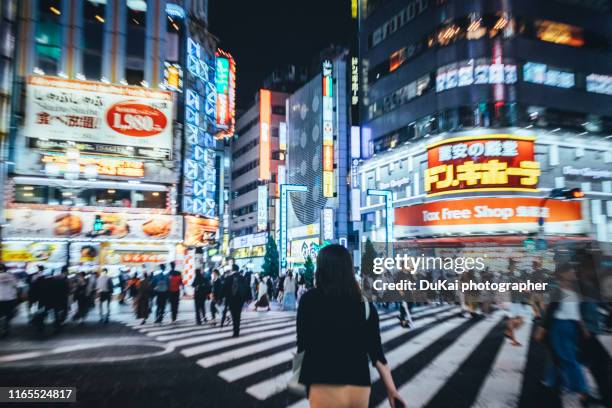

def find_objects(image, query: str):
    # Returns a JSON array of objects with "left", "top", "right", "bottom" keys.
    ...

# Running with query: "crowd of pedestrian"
[{"left": 1, "top": 245, "right": 610, "bottom": 407}]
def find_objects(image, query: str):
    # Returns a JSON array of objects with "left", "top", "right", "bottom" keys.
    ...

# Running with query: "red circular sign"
[{"left": 106, "top": 101, "right": 167, "bottom": 137}]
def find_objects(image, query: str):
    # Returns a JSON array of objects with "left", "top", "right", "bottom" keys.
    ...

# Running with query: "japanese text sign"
[{"left": 424, "top": 134, "right": 540, "bottom": 197}]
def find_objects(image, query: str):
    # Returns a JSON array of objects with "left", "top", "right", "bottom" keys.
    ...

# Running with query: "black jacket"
[{"left": 296, "top": 288, "right": 386, "bottom": 386}]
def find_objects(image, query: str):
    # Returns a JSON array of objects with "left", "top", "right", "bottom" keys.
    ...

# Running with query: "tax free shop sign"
[{"left": 393, "top": 197, "right": 584, "bottom": 237}]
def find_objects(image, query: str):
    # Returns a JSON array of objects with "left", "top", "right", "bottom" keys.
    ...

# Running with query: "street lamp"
[
  {"left": 367, "top": 189, "right": 393, "bottom": 257},
  {"left": 279, "top": 184, "right": 308, "bottom": 275}
]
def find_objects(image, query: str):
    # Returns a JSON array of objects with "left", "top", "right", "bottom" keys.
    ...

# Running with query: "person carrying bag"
[{"left": 291, "top": 245, "right": 406, "bottom": 408}]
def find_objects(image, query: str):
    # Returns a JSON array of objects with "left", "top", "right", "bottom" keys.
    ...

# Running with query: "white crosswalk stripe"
[
  {"left": 121, "top": 304, "right": 611, "bottom": 407},
  {"left": 386, "top": 313, "right": 505, "bottom": 408},
  {"left": 167, "top": 321, "right": 294, "bottom": 348},
  {"left": 245, "top": 308, "right": 463, "bottom": 404},
  {"left": 473, "top": 320, "right": 534, "bottom": 408}
]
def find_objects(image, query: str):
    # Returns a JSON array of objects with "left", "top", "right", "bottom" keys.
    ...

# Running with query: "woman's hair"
[{"left": 315, "top": 244, "right": 361, "bottom": 299}]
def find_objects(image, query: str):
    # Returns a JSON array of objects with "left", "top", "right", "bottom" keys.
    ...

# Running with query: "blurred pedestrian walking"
[
  {"left": 52, "top": 266, "right": 70, "bottom": 330},
  {"left": 192, "top": 269, "right": 211, "bottom": 324},
  {"left": 153, "top": 264, "right": 169, "bottom": 324},
  {"left": 72, "top": 272, "right": 90, "bottom": 324},
  {"left": 254, "top": 276, "right": 270, "bottom": 311},
  {"left": 168, "top": 262, "right": 182, "bottom": 323},
  {"left": 283, "top": 271, "right": 297, "bottom": 311},
  {"left": 135, "top": 273, "right": 153, "bottom": 325},
  {"left": 535, "top": 262, "right": 591, "bottom": 404},
  {"left": 0, "top": 263, "right": 18, "bottom": 338},
  {"left": 221, "top": 264, "right": 250, "bottom": 337},
  {"left": 96, "top": 268, "right": 113, "bottom": 323},
  {"left": 210, "top": 269, "right": 222, "bottom": 325}
]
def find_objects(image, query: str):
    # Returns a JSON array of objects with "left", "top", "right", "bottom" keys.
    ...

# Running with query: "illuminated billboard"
[
  {"left": 24, "top": 76, "right": 173, "bottom": 159},
  {"left": 215, "top": 49, "right": 236, "bottom": 138},
  {"left": 257, "top": 185, "right": 268, "bottom": 231},
  {"left": 259, "top": 89, "right": 272, "bottom": 180},
  {"left": 395, "top": 197, "right": 584, "bottom": 236},
  {"left": 183, "top": 37, "right": 217, "bottom": 218},
  {"left": 424, "top": 134, "right": 540, "bottom": 197},
  {"left": 322, "top": 60, "right": 334, "bottom": 197}
]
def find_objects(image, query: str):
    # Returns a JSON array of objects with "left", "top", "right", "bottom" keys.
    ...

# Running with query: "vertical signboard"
[
  {"left": 215, "top": 49, "right": 236, "bottom": 138},
  {"left": 259, "top": 89, "right": 272, "bottom": 180},
  {"left": 183, "top": 37, "right": 217, "bottom": 218},
  {"left": 257, "top": 185, "right": 268, "bottom": 231},
  {"left": 321, "top": 208, "right": 334, "bottom": 241},
  {"left": 279, "top": 184, "right": 308, "bottom": 273},
  {"left": 277, "top": 164, "right": 286, "bottom": 197},
  {"left": 279, "top": 121, "right": 287, "bottom": 151},
  {"left": 351, "top": 57, "right": 359, "bottom": 106},
  {"left": 322, "top": 60, "right": 334, "bottom": 197}
]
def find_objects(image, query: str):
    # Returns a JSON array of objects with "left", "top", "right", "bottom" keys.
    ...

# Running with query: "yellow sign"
[
  {"left": 424, "top": 134, "right": 540, "bottom": 197},
  {"left": 232, "top": 245, "right": 265, "bottom": 259},
  {"left": 323, "top": 171, "right": 334, "bottom": 197},
  {"left": 351, "top": 0, "right": 358, "bottom": 18},
  {"left": 42, "top": 155, "right": 145, "bottom": 177}
]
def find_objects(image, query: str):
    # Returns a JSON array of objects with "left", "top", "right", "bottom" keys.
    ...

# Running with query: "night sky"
[{"left": 209, "top": 0, "right": 353, "bottom": 110}]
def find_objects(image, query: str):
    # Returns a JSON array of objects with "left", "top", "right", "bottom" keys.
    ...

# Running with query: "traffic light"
[{"left": 549, "top": 188, "right": 584, "bottom": 200}]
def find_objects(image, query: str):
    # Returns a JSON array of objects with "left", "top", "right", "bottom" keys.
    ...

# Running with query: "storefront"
[
  {"left": 2, "top": 208, "right": 183, "bottom": 276},
  {"left": 358, "top": 129, "right": 612, "bottom": 246},
  {"left": 229, "top": 232, "right": 268, "bottom": 271}
]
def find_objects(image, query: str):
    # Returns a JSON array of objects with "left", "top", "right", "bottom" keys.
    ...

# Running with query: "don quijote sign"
[{"left": 424, "top": 134, "right": 540, "bottom": 197}]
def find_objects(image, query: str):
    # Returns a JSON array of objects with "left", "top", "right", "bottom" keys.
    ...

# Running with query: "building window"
[
  {"left": 272, "top": 105, "right": 285, "bottom": 115},
  {"left": 82, "top": 0, "right": 105, "bottom": 80},
  {"left": 125, "top": 0, "right": 147, "bottom": 85},
  {"left": 165, "top": 8, "right": 184, "bottom": 63},
  {"left": 13, "top": 185, "right": 168, "bottom": 209},
  {"left": 35, "top": 0, "right": 62, "bottom": 75}
]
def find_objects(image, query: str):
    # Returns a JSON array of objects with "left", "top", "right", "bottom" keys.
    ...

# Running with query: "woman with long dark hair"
[{"left": 296, "top": 244, "right": 406, "bottom": 407}]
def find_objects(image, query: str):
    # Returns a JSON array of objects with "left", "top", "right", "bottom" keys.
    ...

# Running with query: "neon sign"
[
  {"left": 259, "top": 89, "right": 271, "bottom": 180},
  {"left": 215, "top": 49, "right": 236, "bottom": 138},
  {"left": 424, "top": 135, "right": 540, "bottom": 197},
  {"left": 322, "top": 60, "right": 334, "bottom": 197}
]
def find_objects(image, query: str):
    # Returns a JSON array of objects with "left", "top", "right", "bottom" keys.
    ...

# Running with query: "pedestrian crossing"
[{"left": 124, "top": 305, "right": 612, "bottom": 407}]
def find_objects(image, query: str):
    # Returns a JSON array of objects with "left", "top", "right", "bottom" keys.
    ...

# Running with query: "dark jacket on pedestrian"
[
  {"left": 296, "top": 288, "right": 387, "bottom": 386},
  {"left": 192, "top": 273, "right": 211, "bottom": 298}
]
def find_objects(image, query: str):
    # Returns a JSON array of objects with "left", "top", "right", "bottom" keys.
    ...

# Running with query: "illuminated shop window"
[
  {"left": 13, "top": 185, "right": 167, "bottom": 209},
  {"left": 535, "top": 20, "right": 584, "bottom": 47},
  {"left": 369, "top": 15, "right": 608, "bottom": 85},
  {"left": 370, "top": 104, "right": 612, "bottom": 153},
  {"left": 389, "top": 49, "right": 406, "bottom": 73}
]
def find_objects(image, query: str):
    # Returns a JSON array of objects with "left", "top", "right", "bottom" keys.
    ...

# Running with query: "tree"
[
  {"left": 361, "top": 238, "right": 377, "bottom": 277},
  {"left": 262, "top": 235, "right": 279, "bottom": 278},
  {"left": 303, "top": 255, "right": 314, "bottom": 288}
]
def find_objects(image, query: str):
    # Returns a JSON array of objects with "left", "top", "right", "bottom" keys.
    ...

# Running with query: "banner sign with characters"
[
  {"left": 24, "top": 76, "right": 174, "bottom": 159},
  {"left": 424, "top": 134, "right": 540, "bottom": 197}
]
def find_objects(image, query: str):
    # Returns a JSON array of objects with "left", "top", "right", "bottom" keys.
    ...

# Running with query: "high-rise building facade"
[
  {"left": 3, "top": 0, "right": 233, "bottom": 275},
  {"left": 229, "top": 89, "right": 289, "bottom": 270},
  {"left": 356, "top": 0, "right": 612, "bottom": 250},
  {"left": 281, "top": 48, "right": 358, "bottom": 273},
  {"left": 0, "top": 0, "right": 17, "bottom": 228}
]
